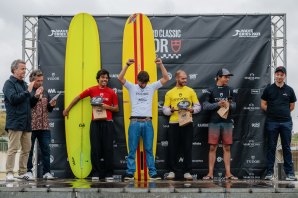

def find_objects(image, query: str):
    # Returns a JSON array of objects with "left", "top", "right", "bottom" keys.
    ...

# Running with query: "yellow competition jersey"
[{"left": 164, "top": 86, "right": 199, "bottom": 123}]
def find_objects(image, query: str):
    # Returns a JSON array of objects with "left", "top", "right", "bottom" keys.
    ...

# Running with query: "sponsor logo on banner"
[
  {"left": 53, "top": 107, "right": 59, "bottom": 111},
  {"left": 251, "top": 89, "right": 261, "bottom": 94},
  {"left": 233, "top": 89, "right": 238, "bottom": 94},
  {"left": 189, "top": 73, "right": 198, "bottom": 80},
  {"left": 178, "top": 157, "right": 184, "bottom": 162},
  {"left": 251, "top": 122, "right": 260, "bottom": 128},
  {"left": 158, "top": 101, "right": 164, "bottom": 108},
  {"left": 243, "top": 103, "right": 260, "bottom": 111},
  {"left": 161, "top": 141, "right": 168, "bottom": 147},
  {"left": 217, "top": 156, "right": 223, "bottom": 163},
  {"left": 244, "top": 73, "right": 261, "bottom": 81},
  {"left": 49, "top": 122, "right": 55, "bottom": 128},
  {"left": 192, "top": 142, "right": 202, "bottom": 146},
  {"left": 110, "top": 74, "right": 119, "bottom": 78},
  {"left": 197, "top": 123, "right": 208, "bottom": 128},
  {"left": 50, "top": 155, "right": 54, "bottom": 163},
  {"left": 112, "top": 88, "right": 122, "bottom": 94},
  {"left": 155, "top": 156, "right": 165, "bottom": 164},
  {"left": 202, "top": 89, "right": 209, "bottom": 94},
  {"left": 163, "top": 124, "right": 169, "bottom": 128},
  {"left": 47, "top": 73, "right": 60, "bottom": 81},
  {"left": 243, "top": 140, "right": 261, "bottom": 148},
  {"left": 243, "top": 168, "right": 261, "bottom": 179},
  {"left": 192, "top": 159, "right": 203, "bottom": 163},
  {"left": 48, "top": 29, "right": 68, "bottom": 38},
  {"left": 232, "top": 29, "right": 261, "bottom": 38},
  {"left": 120, "top": 156, "right": 128, "bottom": 164},
  {"left": 154, "top": 29, "right": 182, "bottom": 59},
  {"left": 167, "top": 72, "right": 173, "bottom": 80},
  {"left": 246, "top": 155, "right": 260, "bottom": 164},
  {"left": 47, "top": 89, "right": 64, "bottom": 94}
]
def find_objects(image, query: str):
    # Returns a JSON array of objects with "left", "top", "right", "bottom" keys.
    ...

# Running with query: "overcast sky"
[{"left": 1, "top": 0, "right": 297, "bottom": 118}]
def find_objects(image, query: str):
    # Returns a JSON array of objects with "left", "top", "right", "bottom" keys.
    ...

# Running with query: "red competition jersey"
[{"left": 79, "top": 86, "right": 118, "bottom": 121}]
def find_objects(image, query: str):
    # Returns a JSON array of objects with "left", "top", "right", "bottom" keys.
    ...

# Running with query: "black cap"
[
  {"left": 275, "top": 66, "right": 286, "bottom": 74},
  {"left": 216, "top": 68, "right": 234, "bottom": 77}
]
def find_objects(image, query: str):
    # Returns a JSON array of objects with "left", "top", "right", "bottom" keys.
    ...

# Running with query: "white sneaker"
[
  {"left": 43, "top": 172, "right": 55, "bottom": 180},
  {"left": 19, "top": 172, "right": 34, "bottom": 181},
  {"left": 92, "top": 176, "right": 99, "bottom": 181},
  {"left": 6, "top": 172, "right": 15, "bottom": 181},
  {"left": 166, "top": 172, "right": 175, "bottom": 180},
  {"left": 184, "top": 173, "right": 193, "bottom": 180}
]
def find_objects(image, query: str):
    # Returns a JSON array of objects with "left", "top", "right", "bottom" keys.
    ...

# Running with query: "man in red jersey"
[{"left": 63, "top": 69, "right": 119, "bottom": 180}]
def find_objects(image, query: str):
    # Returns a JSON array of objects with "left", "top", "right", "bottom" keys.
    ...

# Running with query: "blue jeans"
[
  {"left": 126, "top": 120, "right": 157, "bottom": 176},
  {"left": 265, "top": 121, "right": 294, "bottom": 175},
  {"left": 27, "top": 130, "right": 51, "bottom": 175}
]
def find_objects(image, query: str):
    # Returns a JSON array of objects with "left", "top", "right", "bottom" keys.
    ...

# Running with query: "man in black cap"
[
  {"left": 261, "top": 66, "right": 297, "bottom": 181},
  {"left": 202, "top": 68, "right": 238, "bottom": 180}
]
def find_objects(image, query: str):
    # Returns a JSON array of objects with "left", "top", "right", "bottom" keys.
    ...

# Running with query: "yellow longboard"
[
  {"left": 64, "top": 13, "right": 101, "bottom": 178},
  {"left": 122, "top": 13, "right": 158, "bottom": 181}
]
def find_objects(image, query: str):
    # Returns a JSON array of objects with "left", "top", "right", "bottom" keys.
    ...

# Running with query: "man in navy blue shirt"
[
  {"left": 203, "top": 68, "right": 237, "bottom": 180},
  {"left": 261, "top": 66, "right": 297, "bottom": 181}
]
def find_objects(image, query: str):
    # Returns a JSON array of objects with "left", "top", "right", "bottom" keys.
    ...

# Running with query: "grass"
[
  {"left": 292, "top": 133, "right": 298, "bottom": 143},
  {"left": 0, "top": 111, "right": 6, "bottom": 136}
]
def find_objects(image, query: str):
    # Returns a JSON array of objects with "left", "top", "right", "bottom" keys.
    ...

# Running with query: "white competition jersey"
[{"left": 124, "top": 80, "right": 162, "bottom": 117}]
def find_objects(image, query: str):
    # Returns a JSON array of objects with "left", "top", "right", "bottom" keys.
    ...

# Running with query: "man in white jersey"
[{"left": 118, "top": 58, "right": 169, "bottom": 180}]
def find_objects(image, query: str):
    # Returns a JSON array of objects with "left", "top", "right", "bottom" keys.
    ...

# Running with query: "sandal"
[
  {"left": 202, "top": 175, "right": 213, "bottom": 180},
  {"left": 225, "top": 175, "right": 238, "bottom": 180}
]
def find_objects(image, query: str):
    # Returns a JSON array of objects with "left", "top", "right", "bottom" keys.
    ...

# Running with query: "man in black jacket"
[{"left": 2, "top": 59, "right": 42, "bottom": 181}]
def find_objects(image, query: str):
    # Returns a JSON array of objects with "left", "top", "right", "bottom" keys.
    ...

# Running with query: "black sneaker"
[
  {"left": 150, "top": 174, "right": 161, "bottom": 180},
  {"left": 124, "top": 173, "right": 134, "bottom": 180},
  {"left": 285, "top": 174, "right": 297, "bottom": 181}
]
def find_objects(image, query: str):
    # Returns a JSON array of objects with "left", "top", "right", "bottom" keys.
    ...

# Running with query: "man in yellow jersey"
[{"left": 162, "top": 70, "right": 201, "bottom": 180}]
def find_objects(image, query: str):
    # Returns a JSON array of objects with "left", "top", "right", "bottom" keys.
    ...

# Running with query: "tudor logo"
[
  {"left": 154, "top": 29, "right": 182, "bottom": 59},
  {"left": 246, "top": 155, "right": 260, "bottom": 164},
  {"left": 171, "top": 40, "right": 182, "bottom": 53},
  {"left": 179, "top": 157, "right": 184, "bottom": 162}
]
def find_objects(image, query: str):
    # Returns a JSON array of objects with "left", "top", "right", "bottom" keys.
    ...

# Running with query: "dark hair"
[
  {"left": 96, "top": 69, "right": 110, "bottom": 82},
  {"left": 137, "top": 71, "right": 149, "bottom": 83},
  {"left": 29, "top": 69, "right": 43, "bottom": 82}
]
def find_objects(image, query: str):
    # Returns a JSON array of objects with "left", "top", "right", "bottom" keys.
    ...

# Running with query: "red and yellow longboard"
[{"left": 122, "top": 13, "right": 158, "bottom": 181}]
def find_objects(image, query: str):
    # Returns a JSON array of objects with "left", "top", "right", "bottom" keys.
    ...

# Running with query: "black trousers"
[
  {"left": 90, "top": 120, "right": 114, "bottom": 177},
  {"left": 167, "top": 123, "right": 193, "bottom": 173}
]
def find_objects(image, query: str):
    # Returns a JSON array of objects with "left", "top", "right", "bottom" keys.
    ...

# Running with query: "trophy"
[
  {"left": 91, "top": 96, "right": 107, "bottom": 120},
  {"left": 177, "top": 100, "right": 193, "bottom": 126}
]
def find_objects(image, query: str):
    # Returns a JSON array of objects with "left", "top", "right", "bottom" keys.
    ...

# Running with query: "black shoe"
[
  {"left": 150, "top": 174, "right": 161, "bottom": 180},
  {"left": 124, "top": 173, "right": 134, "bottom": 180}
]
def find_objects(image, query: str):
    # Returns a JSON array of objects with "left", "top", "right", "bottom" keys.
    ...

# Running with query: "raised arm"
[
  {"left": 155, "top": 58, "right": 169, "bottom": 85},
  {"left": 118, "top": 59, "right": 134, "bottom": 85}
]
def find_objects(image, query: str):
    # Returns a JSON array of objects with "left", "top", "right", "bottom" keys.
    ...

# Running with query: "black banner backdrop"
[{"left": 37, "top": 15, "right": 271, "bottom": 179}]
